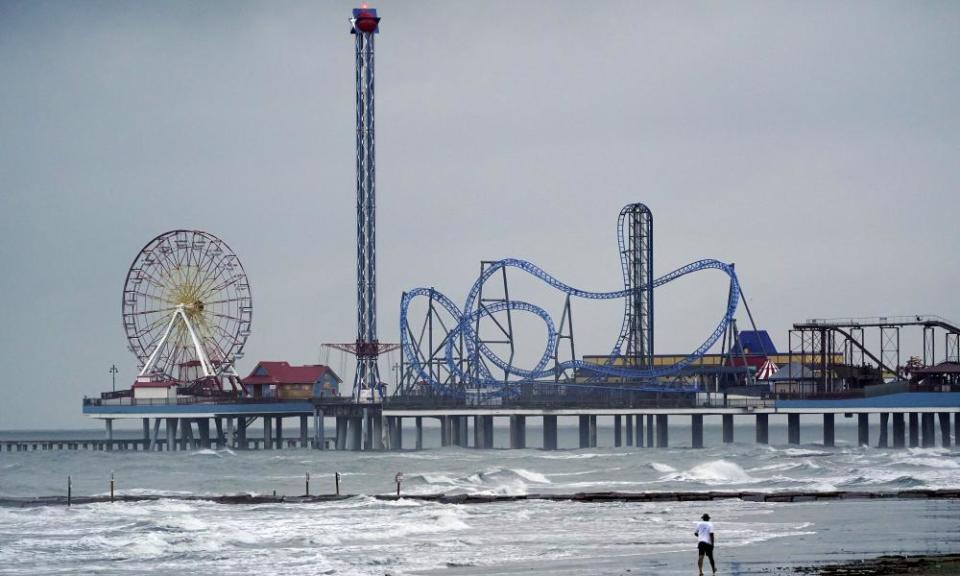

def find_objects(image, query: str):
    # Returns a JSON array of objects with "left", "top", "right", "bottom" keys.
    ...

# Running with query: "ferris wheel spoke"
[
  {"left": 200, "top": 274, "right": 246, "bottom": 299},
  {"left": 128, "top": 306, "right": 179, "bottom": 316}
]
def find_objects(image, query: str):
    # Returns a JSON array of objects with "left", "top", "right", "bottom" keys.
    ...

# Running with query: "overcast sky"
[{"left": 1, "top": 1, "right": 958, "bottom": 429}]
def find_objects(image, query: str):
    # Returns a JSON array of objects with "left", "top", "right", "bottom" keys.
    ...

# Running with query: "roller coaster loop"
[{"left": 399, "top": 207, "right": 742, "bottom": 397}]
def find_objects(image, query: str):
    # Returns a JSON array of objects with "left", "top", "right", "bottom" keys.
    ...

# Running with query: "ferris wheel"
[{"left": 122, "top": 230, "right": 252, "bottom": 389}]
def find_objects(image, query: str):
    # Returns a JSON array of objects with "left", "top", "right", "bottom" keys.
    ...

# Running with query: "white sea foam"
[
  {"left": 648, "top": 462, "right": 677, "bottom": 473},
  {"left": 669, "top": 460, "right": 755, "bottom": 484}
]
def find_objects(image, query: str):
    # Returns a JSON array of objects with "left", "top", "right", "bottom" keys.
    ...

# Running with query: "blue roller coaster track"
[{"left": 399, "top": 204, "right": 742, "bottom": 397}]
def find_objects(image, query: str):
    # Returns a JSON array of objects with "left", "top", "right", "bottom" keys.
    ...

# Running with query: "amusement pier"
[{"left": 21, "top": 6, "right": 955, "bottom": 455}]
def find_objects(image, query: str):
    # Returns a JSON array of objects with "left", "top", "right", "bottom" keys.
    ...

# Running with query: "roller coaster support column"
[
  {"left": 823, "top": 414, "right": 835, "bottom": 447},
  {"left": 788, "top": 414, "right": 800, "bottom": 445},
  {"left": 509, "top": 416, "right": 526, "bottom": 449},
  {"left": 656, "top": 415, "right": 669, "bottom": 448},
  {"left": 543, "top": 415, "right": 558, "bottom": 450},
  {"left": 691, "top": 415, "right": 704, "bottom": 449},
  {"left": 909, "top": 413, "right": 920, "bottom": 447},
  {"left": 722, "top": 415, "right": 734, "bottom": 444},
  {"left": 921, "top": 414, "right": 936, "bottom": 448},
  {"left": 892, "top": 413, "right": 906, "bottom": 448},
  {"left": 756, "top": 414, "right": 769, "bottom": 444},
  {"left": 878, "top": 413, "right": 889, "bottom": 448},
  {"left": 614, "top": 416, "right": 622, "bottom": 447},
  {"left": 858, "top": 414, "right": 869, "bottom": 447}
]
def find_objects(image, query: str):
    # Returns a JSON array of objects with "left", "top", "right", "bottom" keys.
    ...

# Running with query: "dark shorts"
[{"left": 698, "top": 542, "right": 714, "bottom": 555}]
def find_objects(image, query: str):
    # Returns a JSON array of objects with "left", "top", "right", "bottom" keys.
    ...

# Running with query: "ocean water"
[{"left": 1, "top": 420, "right": 959, "bottom": 575}]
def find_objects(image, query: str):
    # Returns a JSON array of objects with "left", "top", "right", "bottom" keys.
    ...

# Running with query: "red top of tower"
[{"left": 351, "top": 7, "right": 380, "bottom": 34}]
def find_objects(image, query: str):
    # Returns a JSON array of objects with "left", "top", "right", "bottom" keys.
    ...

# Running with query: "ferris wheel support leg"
[
  {"left": 179, "top": 310, "right": 215, "bottom": 378},
  {"left": 139, "top": 312, "right": 180, "bottom": 377}
]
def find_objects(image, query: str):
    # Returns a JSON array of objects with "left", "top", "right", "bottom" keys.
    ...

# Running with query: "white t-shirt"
[{"left": 695, "top": 521, "right": 714, "bottom": 544}]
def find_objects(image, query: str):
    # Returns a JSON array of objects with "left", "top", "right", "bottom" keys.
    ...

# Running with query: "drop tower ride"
[{"left": 351, "top": 7, "right": 382, "bottom": 403}]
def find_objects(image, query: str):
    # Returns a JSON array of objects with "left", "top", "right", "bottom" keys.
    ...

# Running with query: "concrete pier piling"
[
  {"left": 542, "top": 415, "right": 558, "bottom": 450},
  {"left": 509, "top": 415, "right": 526, "bottom": 449},
  {"left": 909, "top": 413, "right": 920, "bottom": 448},
  {"left": 788, "top": 414, "right": 800, "bottom": 445},
  {"left": 756, "top": 414, "right": 769, "bottom": 444},
  {"left": 415, "top": 417, "right": 423, "bottom": 450},
  {"left": 823, "top": 413, "right": 835, "bottom": 447},
  {"left": 313, "top": 409, "right": 325, "bottom": 450},
  {"left": 636, "top": 414, "right": 644, "bottom": 447},
  {"left": 655, "top": 414, "right": 668, "bottom": 448},
  {"left": 858, "top": 414, "right": 869, "bottom": 447},
  {"left": 939, "top": 413, "right": 951, "bottom": 448},
  {"left": 614, "top": 415, "right": 622, "bottom": 447},
  {"left": 893, "top": 413, "right": 906, "bottom": 448},
  {"left": 921, "top": 413, "right": 936, "bottom": 448},
  {"left": 691, "top": 414, "right": 704, "bottom": 449},
  {"left": 879, "top": 413, "right": 889, "bottom": 448},
  {"left": 578, "top": 415, "right": 590, "bottom": 448},
  {"left": 646, "top": 415, "right": 654, "bottom": 448},
  {"left": 722, "top": 414, "right": 734, "bottom": 444},
  {"left": 263, "top": 416, "right": 273, "bottom": 450},
  {"left": 625, "top": 414, "right": 634, "bottom": 446}
]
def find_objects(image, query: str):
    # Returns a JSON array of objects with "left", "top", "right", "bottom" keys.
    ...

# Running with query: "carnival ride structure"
[
  {"left": 398, "top": 203, "right": 752, "bottom": 399},
  {"left": 122, "top": 230, "right": 253, "bottom": 395}
]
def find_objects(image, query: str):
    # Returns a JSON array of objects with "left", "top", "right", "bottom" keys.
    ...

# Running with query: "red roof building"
[{"left": 242, "top": 361, "right": 342, "bottom": 400}]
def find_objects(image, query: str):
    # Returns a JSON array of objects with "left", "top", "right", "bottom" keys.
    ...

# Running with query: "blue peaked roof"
[{"left": 733, "top": 330, "right": 778, "bottom": 355}]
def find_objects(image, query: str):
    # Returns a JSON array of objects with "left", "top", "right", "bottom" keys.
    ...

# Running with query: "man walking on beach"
[{"left": 695, "top": 513, "right": 716, "bottom": 575}]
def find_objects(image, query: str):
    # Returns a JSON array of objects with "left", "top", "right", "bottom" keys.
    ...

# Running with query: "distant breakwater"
[{"left": 2, "top": 488, "right": 959, "bottom": 508}]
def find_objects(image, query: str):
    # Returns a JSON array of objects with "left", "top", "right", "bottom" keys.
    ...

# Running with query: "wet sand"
[{"left": 795, "top": 554, "right": 960, "bottom": 575}]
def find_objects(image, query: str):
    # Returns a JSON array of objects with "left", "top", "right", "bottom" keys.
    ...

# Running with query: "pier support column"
[
  {"left": 348, "top": 417, "right": 363, "bottom": 451},
  {"left": 473, "top": 416, "right": 484, "bottom": 449},
  {"left": 458, "top": 417, "right": 469, "bottom": 448},
  {"left": 909, "top": 413, "right": 920, "bottom": 448},
  {"left": 636, "top": 414, "right": 644, "bottom": 447},
  {"left": 483, "top": 416, "right": 494, "bottom": 448},
  {"left": 756, "top": 414, "right": 769, "bottom": 444},
  {"left": 691, "top": 414, "right": 704, "bottom": 449},
  {"left": 335, "top": 417, "right": 347, "bottom": 450},
  {"left": 858, "top": 414, "right": 869, "bottom": 447},
  {"left": 313, "top": 409, "right": 325, "bottom": 450},
  {"left": 589, "top": 415, "right": 598, "bottom": 448},
  {"left": 440, "top": 416, "right": 451, "bottom": 447},
  {"left": 150, "top": 418, "right": 161, "bottom": 451},
  {"left": 722, "top": 414, "right": 734, "bottom": 444},
  {"left": 237, "top": 417, "right": 247, "bottom": 450},
  {"left": 788, "top": 414, "right": 801, "bottom": 445},
  {"left": 878, "top": 413, "right": 889, "bottom": 448},
  {"left": 509, "top": 415, "right": 526, "bottom": 449},
  {"left": 955, "top": 414, "right": 960, "bottom": 450},
  {"left": 892, "top": 413, "right": 906, "bottom": 448},
  {"left": 165, "top": 417, "right": 177, "bottom": 451},
  {"left": 298, "top": 415, "right": 308, "bottom": 448},
  {"left": 214, "top": 418, "right": 225, "bottom": 449},
  {"left": 198, "top": 419, "right": 211, "bottom": 449},
  {"left": 362, "top": 409, "right": 372, "bottom": 451},
  {"left": 275, "top": 416, "right": 284, "bottom": 449},
  {"left": 921, "top": 413, "right": 936, "bottom": 448},
  {"left": 939, "top": 413, "right": 951, "bottom": 448},
  {"left": 655, "top": 415, "right": 668, "bottom": 448},
  {"left": 105, "top": 419, "right": 114, "bottom": 444},
  {"left": 646, "top": 415, "right": 654, "bottom": 448},
  {"left": 543, "top": 415, "right": 558, "bottom": 450},
  {"left": 181, "top": 419, "right": 194, "bottom": 450},
  {"left": 614, "top": 416, "right": 623, "bottom": 447},
  {"left": 393, "top": 417, "right": 403, "bottom": 450},
  {"left": 415, "top": 417, "right": 423, "bottom": 450},
  {"left": 374, "top": 414, "right": 385, "bottom": 450},
  {"left": 626, "top": 415, "right": 634, "bottom": 446},
  {"left": 142, "top": 418, "right": 150, "bottom": 447},
  {"left": 823, "top": 413, "right": 835, "bottom": 447},
  {"left": 579, "top": 415, "right": 590, "bottom": 448},
  {"left": 263, "top": 416, "right": 273, "bottom": 450}
]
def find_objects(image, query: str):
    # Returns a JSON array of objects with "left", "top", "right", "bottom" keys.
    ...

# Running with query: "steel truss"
[{"left": 398, "top": 203, "right": 743, "bottom": 399}]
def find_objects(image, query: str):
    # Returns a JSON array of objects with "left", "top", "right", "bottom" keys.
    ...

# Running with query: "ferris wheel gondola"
[{"left": 122, "top": 230, "right": 252, "bottom": 393}]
